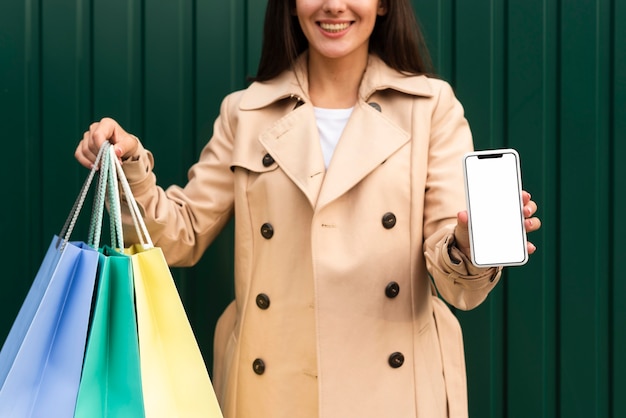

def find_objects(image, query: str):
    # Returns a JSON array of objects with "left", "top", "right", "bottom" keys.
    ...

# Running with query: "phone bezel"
[{"left": 462, "top": 148, "right": 528, "bottom": 267}]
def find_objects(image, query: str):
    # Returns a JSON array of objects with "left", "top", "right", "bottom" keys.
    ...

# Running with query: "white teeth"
[{"left": 320, "top": 22, "right": 350, "bottom": 32}]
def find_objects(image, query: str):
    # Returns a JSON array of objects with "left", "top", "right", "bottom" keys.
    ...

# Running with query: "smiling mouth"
[{"left": 319, "top": 22, "right": 351, "bottom": 33}]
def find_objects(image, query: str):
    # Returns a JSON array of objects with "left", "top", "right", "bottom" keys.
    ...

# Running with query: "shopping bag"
[
  {"left": 0, "top": 145, "right": 110, "bottom": 417},
  {"left": 0, "top": 239, "right": 99, "bottom": 418},
  {"left": 113, "top": 155, "right": 223, "bottom": 417},
  {"left": 127, "top": 245, "right": 222, "bottom": 417},
  {"left": 74, "top": 145, "right": 145, "bottom": 417},
  {"left": 73, "top": 247, "right": 144, "bottom": 417}
]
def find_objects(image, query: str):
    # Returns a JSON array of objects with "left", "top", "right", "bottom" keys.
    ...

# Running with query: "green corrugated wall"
[{"left": 0, "top": 0, "right": 624, "bottom": 416}]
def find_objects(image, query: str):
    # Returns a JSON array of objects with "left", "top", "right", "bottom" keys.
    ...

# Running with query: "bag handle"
[
  {"left": 57, "top": 142, "right": 110, "bottom": 251},
  {"left": 87, "top": 143, "right": 110, "bottom": 248},
  {"left": 113, "top": 153, "right": 154, "bottom": 249},
  {"left": 106, "top": 145, "right": 124, "bottom": 249},
  {"left": 84, "top": 143, "right": 124, "bottom": 250},
  {"left": 60, "top": 141, "right": 145, "bottom": 252}
]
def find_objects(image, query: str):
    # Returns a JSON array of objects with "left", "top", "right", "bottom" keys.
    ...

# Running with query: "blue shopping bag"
[
  {"left": 0, "top": 238, "right": 99, "bottom": 417},
  {"left": 0, "top": 144, "right": 109, "bottom": 418}
]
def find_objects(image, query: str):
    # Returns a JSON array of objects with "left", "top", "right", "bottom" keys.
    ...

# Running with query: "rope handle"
[
  {"left": 85, "top": 143, "right": 124, "bottom": 250},
  {"left": 57, "top": 142, "right": 110, "bottom": 251},
  {"left": 107, "top": 145, "right": 124, "bottom": 249},
  {"left": 87, "top": 142, "right": 111, "bottom": 248},
  {"left": 113, "top": 154, "right": 154, "bottom": 249},
  {"left": 59, "top": 140, "right": 153, "bottom": 252}
]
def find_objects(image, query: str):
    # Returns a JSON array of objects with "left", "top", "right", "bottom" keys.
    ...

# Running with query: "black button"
[
  {"left": 256, "top": 293, "right": 270, "bottom": 310},
  {"left": 260, "top": 223, "right": 274, "bottom": 239},
  {"left": 385, "top": 282, "right": 400, "bottom": 298},
  {"left": 382, "top": 213, "right": 396, "bottom": 229},
  {"left": 369, "top": 102, "right": 382, "bottom": 112},
  {"left": 388, "top": 352, "right": 404, "bottom": 368},
  {"left": 262, "top": 153, "right": 275, "bottom": 167},
  {"left": 253, "top": 358, "right": 266, "bottom": 375}
]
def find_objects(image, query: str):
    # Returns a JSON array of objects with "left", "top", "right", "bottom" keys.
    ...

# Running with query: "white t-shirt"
[{"left": 313, "top": 106, "right": 354, "bottom": 168}]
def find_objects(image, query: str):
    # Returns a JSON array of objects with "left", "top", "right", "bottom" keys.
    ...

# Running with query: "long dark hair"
[{"left": 251, "top": 0, "right": 434, "bottom": 82}]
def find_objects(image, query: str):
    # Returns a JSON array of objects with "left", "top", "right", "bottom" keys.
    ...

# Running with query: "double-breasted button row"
[
  {"left": 253, "top": 354, "right": 403, "bottom": 375},
  {"left": 253, "top": 292, "right": 270, "bottom": 374},
  {"left": 253, "top": 354, "right": 404, "bottom": 375}
]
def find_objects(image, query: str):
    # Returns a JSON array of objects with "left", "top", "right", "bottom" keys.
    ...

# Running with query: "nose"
[{"left": 322, "top": 0, "right": 346, "bottom": 14}]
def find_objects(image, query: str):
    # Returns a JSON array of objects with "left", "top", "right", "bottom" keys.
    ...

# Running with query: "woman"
[{"left": 76, "top": 0, "right": 541, "bottom": 416}]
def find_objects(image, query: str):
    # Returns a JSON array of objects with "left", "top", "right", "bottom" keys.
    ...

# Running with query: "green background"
[{"left": 1, "top": 1, "right": 624, "bottom": 416}]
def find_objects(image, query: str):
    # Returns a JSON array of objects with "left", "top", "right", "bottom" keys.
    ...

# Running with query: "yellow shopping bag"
[
  {"left": 113, "top": 154, "right": 223, "bottom": 418},
  {"left": 127, "top": 244, "right": 223, "bottom": 418}
]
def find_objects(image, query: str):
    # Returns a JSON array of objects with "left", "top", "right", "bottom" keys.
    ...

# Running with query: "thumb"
[
  {"left": 113, "top": 134, "right": 139, "bottom": 160},
  {"left": 91, "top": 118, "right": 138, "bottom": 159},
  {"left": 454, "top": 210, "right": 471, "bottom": 255}
]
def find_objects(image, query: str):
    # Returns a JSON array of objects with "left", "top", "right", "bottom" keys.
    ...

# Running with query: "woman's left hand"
[{"left": 454, "top": 190, "right": 541, "bottom": 260}]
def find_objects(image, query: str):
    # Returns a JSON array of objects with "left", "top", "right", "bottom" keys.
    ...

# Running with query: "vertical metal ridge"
[
  {"left": 25, "top": 0, "right": 45, "bottom": 262},
  {"left": 449, "top": 0, "right": 456, "bottom": 84},
  {"left": 610, "top": 1, "right": 626, "bottom": 416},
  {"left": 490, "top": 1, "right": 507, "bottom": 416},
  {"left": 548, "top": 0, "right": 563, "bottom": 416},
  {"left": 540, "top": 0, "right": 560, "bottom": 415},
  {"left": 593, "top": 1, "right": 612, "bottom": 417},
  {"left": 607, "top": 0, "right": 616, "bottom": 415}
]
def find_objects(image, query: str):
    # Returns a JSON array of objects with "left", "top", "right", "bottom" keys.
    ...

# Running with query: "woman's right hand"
[{"left": 75, "top": 117, "right": 139, "bottom": 168}]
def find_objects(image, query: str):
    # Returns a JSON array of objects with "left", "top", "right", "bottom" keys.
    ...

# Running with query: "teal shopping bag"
[
  {"left": 74, "top": 143, "right": 144, "bottom": 417},
  {"left": 73, "top": 246, "right": 144, "bottom": 417}
]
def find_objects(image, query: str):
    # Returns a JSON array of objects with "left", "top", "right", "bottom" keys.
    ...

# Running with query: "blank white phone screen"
[{"left": 464, "top": 150, "right": 527, "bottom": 267}]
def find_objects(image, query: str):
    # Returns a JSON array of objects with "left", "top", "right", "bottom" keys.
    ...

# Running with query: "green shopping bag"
[
  {"left": 74, "top": 143, "right": 144, "bottom": 417},
  {"left": 74, "top": 247, "right": 144, "bottom": 417}
]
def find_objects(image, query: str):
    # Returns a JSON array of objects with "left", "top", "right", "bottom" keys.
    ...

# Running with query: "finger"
[
  {"left": 527, "top": 241, "right": 537, "bottom": 254},
  {"left": 113, "top": 134, "right": 139, "bottom": 160},
  {"left": 74, "top": 144, "right": 95, "bottom": 169},
  {"left": 522, "top": 190, "right": 531, "bottom": 205},
  {"left": 86, "top": 117, "right": 139, "bottom": 160},
  {"left": 525, "top": 216, "right": 542, "bottom": 233},
  {"left": 74, "top": 131, "right": 99, "bottom": 169},
  {"left": 524, "top": 200, "right": 538, "bottom": 218},
  {"left": 453, "top": 211, "right": 472, "bottom": 258},
  {"left": 457, "top": 210, "right": 469, "bottom": 225},
  {"left": 88, "top": 118, "right": 118, "bottom": 154}
]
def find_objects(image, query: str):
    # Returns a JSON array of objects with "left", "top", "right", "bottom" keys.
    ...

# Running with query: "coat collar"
[
  {"left": 239, "top": 52, "right": 434, "bottom": 110},
  {"left": 243, "top": 52, "right": 433, "bottom": 210}
]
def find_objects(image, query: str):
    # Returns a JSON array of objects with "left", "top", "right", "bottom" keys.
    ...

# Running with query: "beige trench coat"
[{"left": 121, "top": 54, "right": 502, "bottom": 418}]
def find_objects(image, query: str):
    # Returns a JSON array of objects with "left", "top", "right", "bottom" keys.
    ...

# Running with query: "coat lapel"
[
  {"left": 316, "top": 102, "right": 410, "bottom": 210},
  {"left": 258, "top": 104, "right": 326, "bottom": 208},
  {"left": 245, "top": 53, "right": 431, "bottom": 211}
]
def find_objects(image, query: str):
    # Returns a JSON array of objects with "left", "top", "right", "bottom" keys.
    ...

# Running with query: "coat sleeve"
[
  {"left": 421, "top": 80, "right": 501, "bottom": 311},
  {"left": 117, "top": 92, "right": 240, "bottom": 266}
]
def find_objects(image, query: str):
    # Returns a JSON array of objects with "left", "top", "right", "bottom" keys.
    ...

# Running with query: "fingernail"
[{"left": 115, "top": 146, "right": 123, "bottom": 157}]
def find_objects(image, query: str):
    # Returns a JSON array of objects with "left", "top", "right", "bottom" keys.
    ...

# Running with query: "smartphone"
[{"left": 463, "top": 149, "right": 528, "bottom": 267}]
